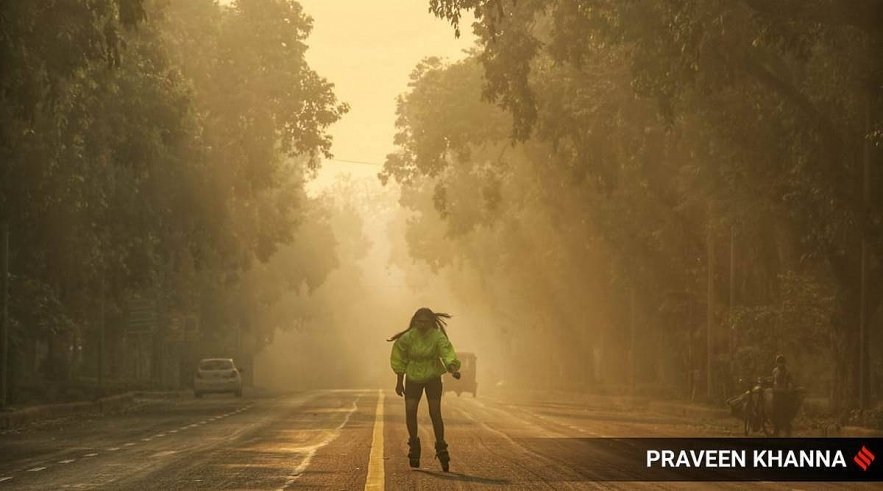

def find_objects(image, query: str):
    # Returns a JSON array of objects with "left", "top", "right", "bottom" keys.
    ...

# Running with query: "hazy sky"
[
  {"left": 295, "top": 0, "right": 476, "bottom": 192},
  {"left": 250, "top": 3, "right": 481, "bottom": 387},
  {"left": 285, "top": 2, "right": 477, "bottom": 318}
]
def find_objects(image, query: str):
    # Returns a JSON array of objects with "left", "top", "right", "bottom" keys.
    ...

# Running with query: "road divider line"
[
  {"left": 364, "top": 390, "right": 385, "bottom": 491},
  {"left": 26, "top": 467, "right": 46, "bottom": 472},
  {"left": 280, "top": 394, "right": 363, "bottom": 490},
  {"left": 83, "top": 453, "right": 98, "bottom": 457},
  {"left": 58, "top": 459, "right": 75, "bottom": 464},
  {"left": 0, "top": 476, "right": 12, "bottom": 482}
]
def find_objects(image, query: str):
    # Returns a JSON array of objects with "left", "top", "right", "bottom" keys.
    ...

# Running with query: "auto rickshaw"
[{"left": 446, "top": 352, "right": 477, "bottom": 397}]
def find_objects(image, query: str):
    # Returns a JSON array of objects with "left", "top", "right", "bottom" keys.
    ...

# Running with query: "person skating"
[{"left": 388, "top": 307, "right": 461, "bottom": 471}]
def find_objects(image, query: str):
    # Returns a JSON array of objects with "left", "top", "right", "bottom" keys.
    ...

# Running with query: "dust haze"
[{"left": 1, "top": 0, "right": 881, "bottom": 419}]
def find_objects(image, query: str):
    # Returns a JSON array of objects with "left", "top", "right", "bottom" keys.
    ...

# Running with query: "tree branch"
[
  {"left": 742, "top": 54, "right": 841, "bottom": 149},
  {"left": 742, "top": 0, "right": 883, "bottom": 34}
]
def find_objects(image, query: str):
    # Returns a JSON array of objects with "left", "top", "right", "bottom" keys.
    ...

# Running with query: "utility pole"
[
  {"left": 630, "top": 286, "right": 636, "bottom": 394},
  {"left": 1, "top": 222, "right": 8, "bottom": 409},
  {"left": 688, "top": 295, "right": 695, "bottom": 402},
  {"left": 729, "top": 225, "right": 736, "bottom": 394},
  {"left": 859, "top": 91, "right": 871, "bottom": 410},
  {"left": 98, "top": 275, "right": 106, "bottom": 390}
]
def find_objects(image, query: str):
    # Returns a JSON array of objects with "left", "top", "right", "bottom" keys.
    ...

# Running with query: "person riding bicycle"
[{"left": 772, "top": 354, "right": 792, "bottom": 389}]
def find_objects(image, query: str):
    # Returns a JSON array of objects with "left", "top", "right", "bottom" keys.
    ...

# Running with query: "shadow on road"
[{"left": 414, "top": 469, "right": 510, "bottom": 484}]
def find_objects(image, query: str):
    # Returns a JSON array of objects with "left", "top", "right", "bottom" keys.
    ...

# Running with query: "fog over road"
[{"left": 0, "top": 391, "right": 873, "bottom": 490}]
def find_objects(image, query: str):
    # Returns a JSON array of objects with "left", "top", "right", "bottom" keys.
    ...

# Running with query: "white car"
[{"left": 194, "top": 358, "right": 243, "bottom": 398}]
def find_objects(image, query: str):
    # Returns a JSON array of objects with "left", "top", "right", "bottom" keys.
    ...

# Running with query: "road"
[{"left": 0, "top": 389, "right": 875, "bottom": 489}]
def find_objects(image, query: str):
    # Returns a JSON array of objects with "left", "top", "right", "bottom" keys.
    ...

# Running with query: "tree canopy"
[
  {"left": 380, "top": 0, "right": 881, "bottom": 406},
  {"left": 0, "top": 0, "right": 348, "bottom": 391}
]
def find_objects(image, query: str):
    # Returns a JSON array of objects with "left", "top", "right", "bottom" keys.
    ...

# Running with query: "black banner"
[{"left": 514, "top": 438, "right": 883, "bottom": 481}]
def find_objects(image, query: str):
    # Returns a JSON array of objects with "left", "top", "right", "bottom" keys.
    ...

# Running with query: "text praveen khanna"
[{"left": 646, "top": 450, "right": 847, "bottom": 468}]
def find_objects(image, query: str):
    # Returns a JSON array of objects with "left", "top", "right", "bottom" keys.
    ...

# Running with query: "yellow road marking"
[{"left": 364, "top": 390, "right": 385, "bottom": 491}]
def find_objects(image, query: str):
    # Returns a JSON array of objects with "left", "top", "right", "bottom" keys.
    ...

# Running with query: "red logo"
[{"left": 854, "top": 446, "right": 875, "bottom": 471}]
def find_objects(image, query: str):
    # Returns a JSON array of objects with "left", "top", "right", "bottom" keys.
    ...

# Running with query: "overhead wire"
[{"left": 324, "top": 157, "right": 385, "bottom": 166}]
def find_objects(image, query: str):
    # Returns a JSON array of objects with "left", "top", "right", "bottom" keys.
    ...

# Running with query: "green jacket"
[{"left": 390, "top": 328, "right": 460, "bottom": 383}]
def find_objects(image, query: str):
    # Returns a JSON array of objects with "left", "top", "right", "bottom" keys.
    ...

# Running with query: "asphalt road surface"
[{"left": 0, "top": 390, "right": 875, "bottom": 490}]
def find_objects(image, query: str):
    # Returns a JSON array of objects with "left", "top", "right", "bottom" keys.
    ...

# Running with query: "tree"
[
  {"left": 379, "top": 1, "right": 882, "bottom": 406},
  {"left": 0, "top": 0, "right": 350, "bottom": 393}
]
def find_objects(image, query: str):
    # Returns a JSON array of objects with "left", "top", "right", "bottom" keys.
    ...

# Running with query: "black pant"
[
  {"left": 404, "top": 376, "right": 443, "bottom": 399},
  {"left": 404, "top": 376, "right": 445, "bottom": 443}
]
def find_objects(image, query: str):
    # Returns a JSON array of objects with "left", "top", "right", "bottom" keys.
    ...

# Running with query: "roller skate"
[
  {"left": 435, "top": 440, "right": 450, "bottom": 472},
  {"left": 407, "top": 437, "right": 421, "bottom": 468}
]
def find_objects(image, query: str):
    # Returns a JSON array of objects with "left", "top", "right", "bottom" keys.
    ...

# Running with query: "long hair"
[{"left": 387, "top": 307, "right": 452, "bottom": 341}]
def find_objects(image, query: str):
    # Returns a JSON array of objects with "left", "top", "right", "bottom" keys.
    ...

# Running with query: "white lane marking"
[
  {"left": 279, "top": 395, "right": 363, "bottom": 490},
  {"left": 83, "top": 453, "right": 98, "bottom": 457},
  {"left": 0, "top": 477, "right": 12, "bottom": 482},
  {"left": 58, "top": 459, "right": 75, "bottom": 464},
  {"left": 151, "top": 450, "right": 177, "bottom": 458},
  {"left": 453, "top": 402, "right": 535, "bottom": 448},
  {"left": 108, "top": 447, "right": 120, "bottom": 452},
  {"left": 124, "top": 443, "right": 135, "bottom": 447},
  {"left": 364, "top": 390, "right": 385, "bottom": 491},
  {"left": 170, "top": 430, "right": 178, "bottom": 434},
  {"left": 468, "top": 397, "right": 590, "bottom": 438},
  {"left": 141, "top": 438, "right": 152, "bottom": 442},
  {"left": 27, "top": 467, "right": 47, "bottom": 472},
  {"left": 156, "top": 434, "right": 166, "bottom": 438}
]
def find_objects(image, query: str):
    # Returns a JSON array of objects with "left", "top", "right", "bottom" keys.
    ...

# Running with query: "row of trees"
[
  {"left": 383, "top": 1, "right": 882, "bottom": 410},
  {"left": 0, "top": 0, "right": 347, "bottom": 402}
]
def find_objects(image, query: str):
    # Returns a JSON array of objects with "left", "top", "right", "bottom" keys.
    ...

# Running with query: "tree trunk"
[
  {"left": 707, "top": 223, "right": 716, "bottom": 402},
  {"left": 831, "top": 294, "right": 861, "bottom": 411}
]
